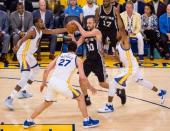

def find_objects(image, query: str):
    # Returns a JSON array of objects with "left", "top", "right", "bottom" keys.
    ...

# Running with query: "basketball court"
[{"left": 0, "top": 54, "right": 170, "bottom": 131}]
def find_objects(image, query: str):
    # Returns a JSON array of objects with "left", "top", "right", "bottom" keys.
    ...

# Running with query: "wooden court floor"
[{"left": 0, "top": 68, "right": 170, "bottom": 131}]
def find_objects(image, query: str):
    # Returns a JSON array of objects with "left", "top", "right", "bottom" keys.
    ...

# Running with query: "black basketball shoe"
[
  {"left": 85, "top": 95, "right": 91, "bottom": 106},
  {"left": 116, "top": 88, "right": 126, "bottom": 105}
]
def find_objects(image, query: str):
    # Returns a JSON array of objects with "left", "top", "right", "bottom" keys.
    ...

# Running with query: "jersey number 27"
[{"left": 58, "top": 59, "right": 71, "bottom": 67}]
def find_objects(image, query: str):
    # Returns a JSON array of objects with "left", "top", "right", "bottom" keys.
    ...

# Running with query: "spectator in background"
[
  {"left": 83, "top": 0, "right": 98, "bottom": 17},
  {"left": 33, "top": 0, "right": 57, "bottom": 60},
  {"left": 141, "top": 4, "right": 161, "bottom": 60},
  {"left": 65, "top": 0, "right": 83, "bottom": 23},
  {"left": 132, "top": 0, "right": 145, "bottom": 15},
  {"left": 10, "top": 2, "right": 33, "bottom": 61},
  {"left": 0, "top": 10, "right": 10, "bottom": 64},
  {"left": 147, "top": 0, "right": 166, "bottom": 18},
  {"left": 95, "top": 0, "right": 118, "bottom": 55},
  {"left": 120, "top": 0, "right": 145, "bottom": 15},
  {"left": 93, "top": 0, "right": 97, "bottom": 5},
  {"left": 159, "top": 4, "right": 170, "bottom": 60},
  {"left": 0, "top": 3, "right": 7, "bottom": 12},
  {"left": 47, "top": 0, "right": 65, "bottom": 28},
  {"left": 121, "top": 1, "right": 144, "bottom": 61},
  {"left": 4, "top": 0, "right": 33, "bottom": 13}
]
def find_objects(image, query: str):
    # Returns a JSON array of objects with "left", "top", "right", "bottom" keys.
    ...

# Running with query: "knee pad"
[
  {"left": 29, "top": 65, "right": 40, "bottom": 81},
  {"left": 18, "top": 71, "right": 30, "bottom": 88},
  {"left": 108, "top": 80, "right": 117, "bottom": 97}
]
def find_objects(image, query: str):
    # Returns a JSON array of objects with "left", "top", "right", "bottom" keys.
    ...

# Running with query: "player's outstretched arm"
[
  {"left": 40, "top": 57, "right": 58, "bottom": 92},
  {"left": 42, "top": 28, "right": 67, "bottom": 35},
  {"left": 13, "top": 28, "right": 36, "bottom": 53},
  {"left": 68, "top": 34, "right": 85, "bottom": 47},
  {"left": 118, "top": 30, "right": 131, "bottom": 50},
  {"left": 77, "top": 57, "right": 97, "bottom": 95},
  {"left": 114, "top": 7, "right": 125, "bottom": 32},
  {"left": 72, "top": 20, "right": 99, "bottom": 38}
]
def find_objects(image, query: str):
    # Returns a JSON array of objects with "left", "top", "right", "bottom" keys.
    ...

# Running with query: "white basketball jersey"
[
  {"left": 50, "top": 52, "right": 77, "bottom": 82},
  {"left": 116, "top": 42, "right": 138, "bottom": 68},
  {"left": 17, "top": 26, "right": 42, "bottom": 55}
]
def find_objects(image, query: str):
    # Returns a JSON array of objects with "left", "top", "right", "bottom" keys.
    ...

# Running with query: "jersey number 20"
[{"left": 58, "top": 59, "right": 71, "bottom": 66}]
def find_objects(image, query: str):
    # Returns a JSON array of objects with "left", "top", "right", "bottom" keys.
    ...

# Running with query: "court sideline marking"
[{"left": 0, "top": 76, "right": 169, "bottom": 110}]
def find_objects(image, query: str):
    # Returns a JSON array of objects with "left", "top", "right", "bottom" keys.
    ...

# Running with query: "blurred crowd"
[{"left": 0, "top": 0, "right": 170, "bottom": 64}]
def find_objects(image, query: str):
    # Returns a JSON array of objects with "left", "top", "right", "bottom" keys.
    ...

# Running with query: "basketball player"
[
  {"left": 70, "top": 17, "right": 126, "bottom": 106},
  {"left": 95, "top": 0, "right": 118, "bottom": 54},
  {"left": 4, "top": 18, "right": 67, "bottom": 110},
  {"left": 97, "top": 29, "right": 167, "bottom": 113},
  {"left": 23, "top": 42, "right": 99, "bottom": 129}
]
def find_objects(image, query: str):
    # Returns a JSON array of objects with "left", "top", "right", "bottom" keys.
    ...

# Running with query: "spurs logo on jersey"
[
  {"left": 98, "top": 5, "right": 117, "bottom": 31},
  {"left": 85, "top": 37, "right": 103, "bottom": 60},
  {"left": 50, "top": 53, "right": 77, "bottom": 82},
  {"left": 17, "top": 26, "right": 42, "bottom": 55}
]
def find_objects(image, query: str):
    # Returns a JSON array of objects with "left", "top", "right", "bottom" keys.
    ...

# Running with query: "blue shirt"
[
  {"left": 64, "top": 5, "right": 83, "bottom": 17},
  {"left": 159, "top": 13, "right": 170, "bottom": 34}
]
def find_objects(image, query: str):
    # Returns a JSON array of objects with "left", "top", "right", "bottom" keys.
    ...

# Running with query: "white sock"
[
  {"left": 84, "top": 117, "right": 89, "bottom": 121},
  {"left": 10, "top": 90, "right": 18, "bottom": 99}
]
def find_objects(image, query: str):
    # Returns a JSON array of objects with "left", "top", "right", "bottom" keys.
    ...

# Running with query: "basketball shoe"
[
  {"left": 23, "top": 120, "right": 36, "bottom": 128},
  {"left": 116, "top": 88, "right": 126, "bottom": 105},
  {"left": 83, "top": 117, "right": 99, "bottom": 128},
  {"left": 4, "top": 96, "right": 13, "bottom": 110},
  {"left": 17, "top": 90, "right": 32, "bottom": 99},
  {"left": 97, "top": 104, "right": 114, "bottom": 113},
  {"left": 85, "top": 95, "right": 91, "bottom": 106},
  {"left": 158, "top": 89, "right": 167, "bottom": 104}
]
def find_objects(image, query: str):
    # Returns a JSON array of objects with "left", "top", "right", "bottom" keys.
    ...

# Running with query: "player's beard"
[{"left": 87, "top": 26, "right": 94, "bottom": 31}]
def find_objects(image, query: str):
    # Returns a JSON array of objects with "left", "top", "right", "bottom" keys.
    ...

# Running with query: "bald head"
[{"left": 39, "top": 0, "right": 46, "bottom": 12}]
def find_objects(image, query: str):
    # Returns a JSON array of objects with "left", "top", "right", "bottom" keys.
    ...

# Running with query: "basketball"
[{"left": 66, "top": 22, "right": 78, "bottom": 34}]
